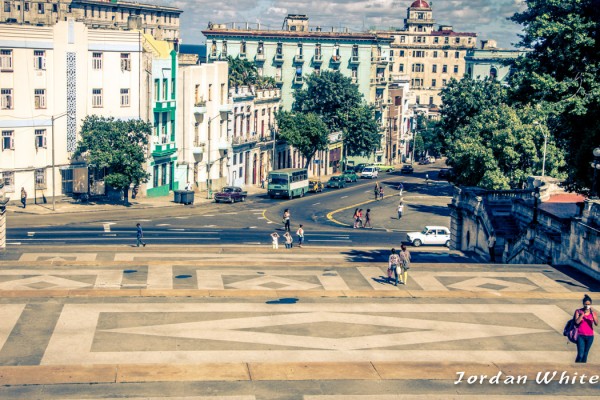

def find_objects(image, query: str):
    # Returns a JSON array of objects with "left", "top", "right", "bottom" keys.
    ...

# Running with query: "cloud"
[{"left": 146, "top": 0, "right": 524, "bottom": 48}]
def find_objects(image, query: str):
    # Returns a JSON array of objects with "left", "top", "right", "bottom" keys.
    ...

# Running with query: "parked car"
[
  {"left": 353, "top": 163, "right": 368, "bottom": 173},
  {"left": 418, "top": 158, "right": 431, "bottom": 165},
  {"left": 360, "top": 166, "right": 379, "bottom": 179},
  {"left": 341, "top": 170, "right": 359, "bottom": 182},
  {"left": 374, "top": 163, "right": 395, "bottom": 173},
  {"left": 438, "top": 168, "right": 453, "bottom": 179},
  {"left": 406, "top": 226, "right": 451, "bottom": 247},
  {"left": 214, "top": 186, "right": 248, "bottom": 203},
  {"left": 309, "top": 179, "right": 324, "bottom": 193},
  {"left": 400, "top": 164, "right": 414, "bottom": 174},
  {"left": 327, "top": 176, "right": 346, "bottom": 188}
]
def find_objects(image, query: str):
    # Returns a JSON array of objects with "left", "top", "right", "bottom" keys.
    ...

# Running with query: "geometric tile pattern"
[
  {"left": 410, "top": 272, "right": 569, "bottom": 292},
  {"left": 196, "top": 270, "right": 349, "bottom": 290},
  {"left": 0, "top": 304, "right": 26, "bottom": 351},
  {"left": 0, "top": 269, "right": 123, "bottom": 290}
]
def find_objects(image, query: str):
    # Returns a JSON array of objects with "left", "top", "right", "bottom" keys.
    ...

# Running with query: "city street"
[
  {"left": 5, "top": 164, "right": 451, "bottom": 248},
  {"left": 0, "top": 246, "right": 597, "bottom": 399}
]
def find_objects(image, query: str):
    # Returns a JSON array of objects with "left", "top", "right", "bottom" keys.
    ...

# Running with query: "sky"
[{"left": 160, "top": 0, "right": 528, "bottom": 49}]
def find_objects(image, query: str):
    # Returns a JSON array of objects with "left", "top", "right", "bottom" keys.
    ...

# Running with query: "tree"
[
  {"left": 344, "top": 105, "right": 382, "bottom": 157},
  {"left": 509, "top": 0, "right": 600, "bottom": 191},
  {"left": 293, "top": 71, "right": 381, "bottom": 157},
  {"left": 75, "top": 116, "right": 151, "bottom": 205},
  {"left": 227, "top": 56, "right": 277, "bottom": 89},
  {"left": 275, "top": 111, "right": 329, "bottom": 168}
]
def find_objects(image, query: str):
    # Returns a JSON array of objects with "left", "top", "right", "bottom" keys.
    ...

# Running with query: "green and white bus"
[{"left": 268, "top": 168, "right": 309, "bottom": 199}]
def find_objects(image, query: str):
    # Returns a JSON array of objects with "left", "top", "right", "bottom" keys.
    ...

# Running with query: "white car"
[
  {"left": 360, "top": 166, "right": 379, "bottom": 179},
  {"left": 406, "top": 226, "right": 451, "bottom": 247}
]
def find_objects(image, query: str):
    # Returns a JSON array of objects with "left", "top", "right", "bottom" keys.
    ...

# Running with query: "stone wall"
[{"left": 565, "top": 201, "right": 600, "bottom": 280}]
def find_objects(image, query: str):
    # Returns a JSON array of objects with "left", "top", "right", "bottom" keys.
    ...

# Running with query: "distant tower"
[
  {"left": 404, "top": 0, "right": 435, "bottom": 34},
  {"left": 283, "top": 14, "right": 309, "bottom": 31}
]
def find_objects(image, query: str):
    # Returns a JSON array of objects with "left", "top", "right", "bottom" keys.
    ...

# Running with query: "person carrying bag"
[
  {"left": 399, "top": 244, "right": 411, "bottom": 285},
  {"left": 388, "top": 248, "right": 401, "bottom": 286}
]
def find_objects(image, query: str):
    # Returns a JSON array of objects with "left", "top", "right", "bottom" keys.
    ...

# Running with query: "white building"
[
  {"left": 0, "top": 20, "right": 142, "bottom": 203},
  {"left": 177, "top": 61, "right": 231, "bottom": 195}
]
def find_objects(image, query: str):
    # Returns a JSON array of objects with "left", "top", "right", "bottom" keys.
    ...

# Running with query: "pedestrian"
[
  {"left": 283, "top": 231, "right": 293, "bottom": 249},
  {"left": 283, "top": 209, "right": 291, "bottom": 232},
  {"left": 425, "top": 173, "right": 429, "bottom": 185},
  {"left": 20, "top": 187, "right": 27, "bottom": 208},
  {"left": 399, "top": 244, "right": 411, "bottom": 284},
  {"left": 364, "top": 209, "right": 372, "bottom": 228},
  {"left": 296, "top": 224, "right": 305, "bottom": 248},
  {"left": 184, "top": 182, "right": 192, "bottom": 191},
  {"left": 353, "top": 208, "right": 359, "bottom": 229},
  {"left": 261, "top": 177, "right": 265, "bottom": 189},
  {"left": 374, "top": 184, "right": 379, "bottom": 201},
  {"left": 488, "top": 234, "right": 496, "bottom": 263},
  {"left": 135, "top": 223, "right": 146, "bottom": 247},
  {"left": 270, "top": 231, "right": 280, "bottom": 249},
  {"left": 397, "top": 201, "right": 404, "bottom": 219},
  {"left": 357, "top": 209, "right": 364, "bottom": 228},
  {"left": 397, "top": 182, "right": 404, "bottom": 196},
  {"left": 379, "top": 186, "right": 384, "bottom": 200},
  {"left": 388, "top": 248, "right": 401, "bottom": 286},
  {"left": 573, "top": 294, "right": 598, "bottom": 363}
]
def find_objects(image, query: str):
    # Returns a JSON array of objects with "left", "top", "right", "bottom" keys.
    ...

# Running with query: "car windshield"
[
  {"left": 344, "top": 170, "right": 354, "bottom": 174},
  {"left": 269, "top": 174, "right": 288, "bottom": 185},
  {"left": 222, "top": 187, "right": 234, "bottom": 193},
  {"left": 331, "top": 177, "right": 341, "bottom": 181},
  {"left": 421, "top": 228, "right": 429, "bottom": 234}
]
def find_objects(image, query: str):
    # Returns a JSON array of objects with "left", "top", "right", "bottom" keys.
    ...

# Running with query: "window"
[
  {"left": 444, "top": 51, "right": 448, "bottom": 58},
  {"left": 162, "top": 79, "right": 167, "bottom": 100},
  {"left": 37, "top": 2, "right": 44, "bottom": 14},
  {"left": 120, "top": 53, "right": 131, "bottom": 71},
  {"left": 1, "top": 171, "right": 14, "bottom": 192},
  {"left": 120, "top": 88, "right": 130, "bottom": 106},
  {"left": 92, "top": 52, "right": 102, "bottom": 70},
  {"left": 35, "top": 129, "right": 47, "bottom": 149},
  {"left": 399, "top": 63, "right": 404, "bottom": 72},
  {"left": 1, "top": 89, "right": 12, "bottom": 109},
  {"left": 4, "top": 2, "right": 10, "bottom": 12},
  {"left": 453, "top": 65, "right": 459, "bottom": 73},
  {"left": 431, "top": 79, "right": 436, "bottom": 87},
  {"left": 442, "top": 79, "right": 447, "bottom": 85},
  {"left": 34, "top": 89, "right": 46, "bottom": 109},
  {"left": 24, "top": 2, "right": 29, "bottom": 12},
  {"left": 433, "top": 51, "right": 438, "bottom": 58},
  {"left": 433, "top": 37, "right": 439, "bottom": 44},
  {"left": 399, "top": 50, "right": 404, "bottom": 57},
  {"left": 2, "top": 130, "right": 14, "bottom": 150},
  {"left": 442, "top": 65, "right": 447, "bottom": 73},
  {"left": 413, "top": 51, "right": 425, "bottom": 58},
  {"left": 208, "top": 84, "right": 212, "bottom": 101},
  {"left": 0, "top": 49, "right": 12, "bottom": 70},
  {"left": 455, "top": 51, "right": 460, "bottom": 59},
  {"left": 432, "top": 64, "right": 437, "bottom": 73},
  {"left": 400, "top": 36, "right": 405, "bottom": 43},
  {"left": 33, "top": 50, "right": 46, "bottom": 70},
  {"left": 92, "top": 88, "right": 102, "bottom": 107},
  {"left": 52, "top": 3, "right": 57, "bottom": 12},
  {"left": 411, "top": 63, "right": 424, "bottom": 72},
  {"left": 154, "top": 79, "right": 159, "bottom": 101},
  {"left": 240, "top": 41, "right": 246, "bottom": 54},
  {"left": 444, "top": 37, "right": 449, "bottom": 44},
  {"left": 35, "top": 168, "right": 46, "bottom": 188},
  {"left": 455, "top": 37, "right": 460, "bottom": 44}
]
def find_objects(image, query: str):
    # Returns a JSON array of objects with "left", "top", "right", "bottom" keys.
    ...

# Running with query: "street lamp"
[
  {"left": 270, "top": 124, "right": 277, "bottom": 172},
  {"left": 201, "top": 108, "right": 231, "bottom": 199},
  {"left": 534, "top": 121, "right": 549, "bottom": 177},
  {"left": 51, "top": 112, "right": 68, "bottom": 211},
  {"left": 590, "top": 147, "right": 600, "bottom": 199}
]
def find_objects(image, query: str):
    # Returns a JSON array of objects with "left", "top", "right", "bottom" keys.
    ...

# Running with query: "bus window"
[{"left": 269, "top": 174, "right": 288, "bottom": 185}]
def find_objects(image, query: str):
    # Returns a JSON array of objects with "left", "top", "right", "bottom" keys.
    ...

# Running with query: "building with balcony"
[
  {"left": 142, "top": 33, "right": 179, "bottom": 197},
  {"left": 465, "top": 40, "right": 526, "bottom": 84},
  {"left": 0, "top": 0, "right": 182, "bottom": 44},
  {"left": 177, "top": 61, "right": 231, "bottom": 195},
  {"left": 0, "top": 20, "right": 143, "bottom": 203},
  {"left": 375, "top": 0, "right": 477, "bottom": 107},
  {"left": 387, "top": 76, "right": 413, "bottom": 163}
]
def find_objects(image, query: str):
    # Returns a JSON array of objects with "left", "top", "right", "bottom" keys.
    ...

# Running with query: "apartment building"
[
  {"left": 0, "top": 0, "right": 181, "bottom": 44},
  {"left": 0, "top": 20, "right": 142, "bottom": 203},
  {"left": 465, "top": 40, "right": 526, "bottom": 84}
]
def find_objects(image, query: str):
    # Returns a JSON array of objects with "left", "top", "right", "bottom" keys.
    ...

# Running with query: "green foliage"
[
  {"left": 344, "top": 105, "right": 382, "bottom": 156},
  {"left": 275, "top": 111, "right": 329, "bottom": 168},
  {"left": 75, "top": 116, "right": 151, "bottom": 202},
  {"left": 417, "top": 115, "right": 444, "bottom": 157},
  {"left": 509, "top": 0, "right": 600, "bottom": 191},
  {"left": 227, "top": 56, "right": 277, "bottom": 89}
]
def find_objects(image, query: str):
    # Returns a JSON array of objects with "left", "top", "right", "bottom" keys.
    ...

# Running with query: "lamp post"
[
  {"left": 51, "top": 112, "right": 68, "bottom": 211},
  {"left": 270, "top": 124, "right": 277, "bottom": 172},
  {"left": 534, "top": 121, "right": 549, "bottom": 177},
  {"left": 532, "top": 186, "right": 540, "bottom": 225},
  {"left": 204, "top": 109, "right": 231, "bottom": 199},
  {"left": 590, "top": 147, "right": 600, "bottom": 199}
]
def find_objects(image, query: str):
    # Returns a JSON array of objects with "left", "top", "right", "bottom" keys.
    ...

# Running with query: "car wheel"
[
  {"left": 445, "top": 240, "right": 450, "bottom": 247},
  {"left": 241, "top": 196, "right": 246, "bottom": 202},
  {"left": 230, "top": 197, "right": 235, "bottom": 204},
  {"left": 269, "top": 194, "right": 274, "bottom": 199},
  {"left": 413, "top": 239, "right": 422, "bottom": 247}
]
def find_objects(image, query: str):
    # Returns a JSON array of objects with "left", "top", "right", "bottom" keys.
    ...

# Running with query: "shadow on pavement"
[
  {"left": 266, "top": 298, "right": 299, "bottom": 304},
  {"left": 405, "top": 203, "right": 451, "bottom": 217},
  {"left": 552, "top": 266, "right": 600, "bottom": 291}
]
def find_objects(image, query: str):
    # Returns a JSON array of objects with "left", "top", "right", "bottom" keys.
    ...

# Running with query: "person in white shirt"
[
  {"left": 296, "top": 225, "right": 305, "bottom": 248},
  {"left": 270, "top": 232, "right": 280, "bottom": 249},
  {"left": 397, "top": 201, "right": 404, "bottom": 219}
]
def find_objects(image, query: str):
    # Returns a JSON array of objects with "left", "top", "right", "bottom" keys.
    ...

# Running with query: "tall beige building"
[
  {"left": 379, "top": 0, "right": 477, "bottom": 107},
  {"left": 0, "top": 0, "right": 181, "bottom": 44}
]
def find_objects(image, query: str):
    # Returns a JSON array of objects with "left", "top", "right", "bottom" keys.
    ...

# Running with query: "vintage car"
[
  {"left": 400, "top": 164, "right": 414, "bottom": 174},
  {"left": 326, "top": 176, "right": 346, "bottom": 188},
  {"left": 341, "top": 170, "right": 359, "bottom": 182},
  {"left": 360, "top": 166, "right": 379, "bottom": 179},
  {"left": 213, "top": 186, "right": 248, "bottom": 203},
  {"left": 309, "top": 179, "right": 324, "bottom": 193},
  {"left": 406, "top": 226, "right": 451, "bottom": 247},
  {"left": 373, "top": 163, "right": 395, "bottom": 173}
]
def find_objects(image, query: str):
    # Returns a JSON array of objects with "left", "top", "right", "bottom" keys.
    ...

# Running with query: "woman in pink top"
[{"left": 573, "top": 294, "right": 598, "bottom": 363}]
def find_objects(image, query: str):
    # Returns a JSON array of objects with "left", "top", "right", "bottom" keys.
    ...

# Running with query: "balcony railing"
[
  {"left": 349, "top": 55, "right": 360, "bottom": 64},
  {"left": 294, "top": 54, "right": 304, "bottom": 63},
  {"left": 313, "top": 54, "right": 323, "bottom": 63},
  {"left": 294, "top": 75, "right": 304, "bottom": 84},
  {"left": 274, "top": 53, "right": 284, "bottom": 63},
  {"left": 330, "top": 55, "right": 342, "bottom": 64},
  {"left": 232, "top": 135, "right": 259, "bottom": 146},
  {"left": 255, "top": 53, "right": 265, "bottom": 62}
]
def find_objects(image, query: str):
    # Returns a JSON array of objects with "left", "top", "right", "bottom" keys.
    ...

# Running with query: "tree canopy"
[
  {"left": 75, "top": 115, "right": 151, "bottom": 204},
  {"left": 275, "top": 111, "right": 329, "bottom": 168},
  {"left": 227, "top": 56, "right": 278, "bottom": 89},
  {"left": 344, "top": 105, "right": 382, "bottom": 157}
]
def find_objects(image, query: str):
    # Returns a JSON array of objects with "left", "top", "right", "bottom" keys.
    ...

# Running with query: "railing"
[
  {"left": 330, "top": 55, "right": 341, "bottom": 63},
  {"left": 294, "top": 54, "right": 304, "bottom": 63},
  {"left": 232, "top": 136, "right": 259, "bottom": 145},
  {"left": 313, "top": 54, "right": 323, "bottom": 63},
  {"left": 350, "top": 55, "right": 360, "bottom": 64}
]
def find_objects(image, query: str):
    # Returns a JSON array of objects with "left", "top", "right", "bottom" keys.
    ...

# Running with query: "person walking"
[
  {"left": 374, "top": 184, "right": 379, "bottom": 201},
  {"left": 397, "top": 201, "right": 404, "bottom": 219},
  {"left": 379, "top": 186, "right": 384, "bottom": 200},
  {"left": 397, "top": 182, "right": 404, "bottom": 196},
  {"left": 135, "top": 223, "right": 146, "bottom": 247},
  {"left": 283, "top": 209, "right": 291, "bottom": 232},
  {"left": 353, "top": 208, "right": 359, "bottom": 229},
  {"left": 399, "top": 245, "right": 411, "bottom": 284},
  {"left": 388, "top": 248, "right": 401, "bottom": 286},
  {"left": 296, "top": 224, "right": 305, "bottom": 248},
  {"left": 261, "top": 177, "right": 265, "bottom": 189},
  {"left": 283, "top": 231, "right": 293, "bottom": 249},
  {"left": 357, "top": 209, "right": 364, "bottom": 228},
  {"left": 20, "top": 187, "right": 27, "bottom": 209},
  {"left": 573, "top": 294, "right": 598, "bottom": 363},
  {"left": 425, "top": 173, "right": 430, "bottom": 185},
  {"left": 488, "top": 234, "right": 496, "bottom": 263},
  {"left": 270, "top": 231, "right": 280, "bottom": 249},
  {"left": 364, "top": 209, "right": 372, "bottom": 228}
]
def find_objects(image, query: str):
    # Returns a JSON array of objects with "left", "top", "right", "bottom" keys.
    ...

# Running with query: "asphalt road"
[{"left": 6, "top": 163, "right": 452, "bottom": 247}]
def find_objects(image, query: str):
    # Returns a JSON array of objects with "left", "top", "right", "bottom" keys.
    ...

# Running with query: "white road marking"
[
  {"left": 243, "top": 242, "right": 262, "bottom": 245},
  {"left": 0, "top": 305, "right": 26, "bottom": 350},
  {"left": 204, "top": 215, "right": 215, "bottom": 217},
  {"left": 156, "top": 224, "right": 171, "bottom": 226},
  {"left": 341, "top": 196, "right": 348, "bottom": 199},
  {"left": 27, "top": 232, "right": 35, "bottom": 237},
  {"left": 16, "top": 237, "right": 220, "bottom": 242},
  {"left": 313, "top": 202, "right": 321, "bottom": 205},
  {"left": 102, "top": 222, "right": 116, "bottom": 232},
  {"left": 249, "top": 226, "right": 257, "bottom": 229},
  {"left": 174, "top": 216, "right": 189, "bottom": 219},
  {"left": 6, "top": 242, "right": 21, "bottom": 245},
  {"left": 168, "top": 229, "right": 185, "bottom": 231},
  {"left": 102, "top": 234, "right": 117, "bottom": 237},
  {"left": 257, "top": 217, "right": 266, "bottom": 219},
  {"left": 308, "top": 239, "right": 351, "bottom": 242},
  {"left": 138, "top": 219, "right": 152, "bottom": 222}
]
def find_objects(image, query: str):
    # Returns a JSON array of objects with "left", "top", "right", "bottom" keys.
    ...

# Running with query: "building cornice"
[{"left": 202, "top": 29, "right": 393, "bottom": 43}]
